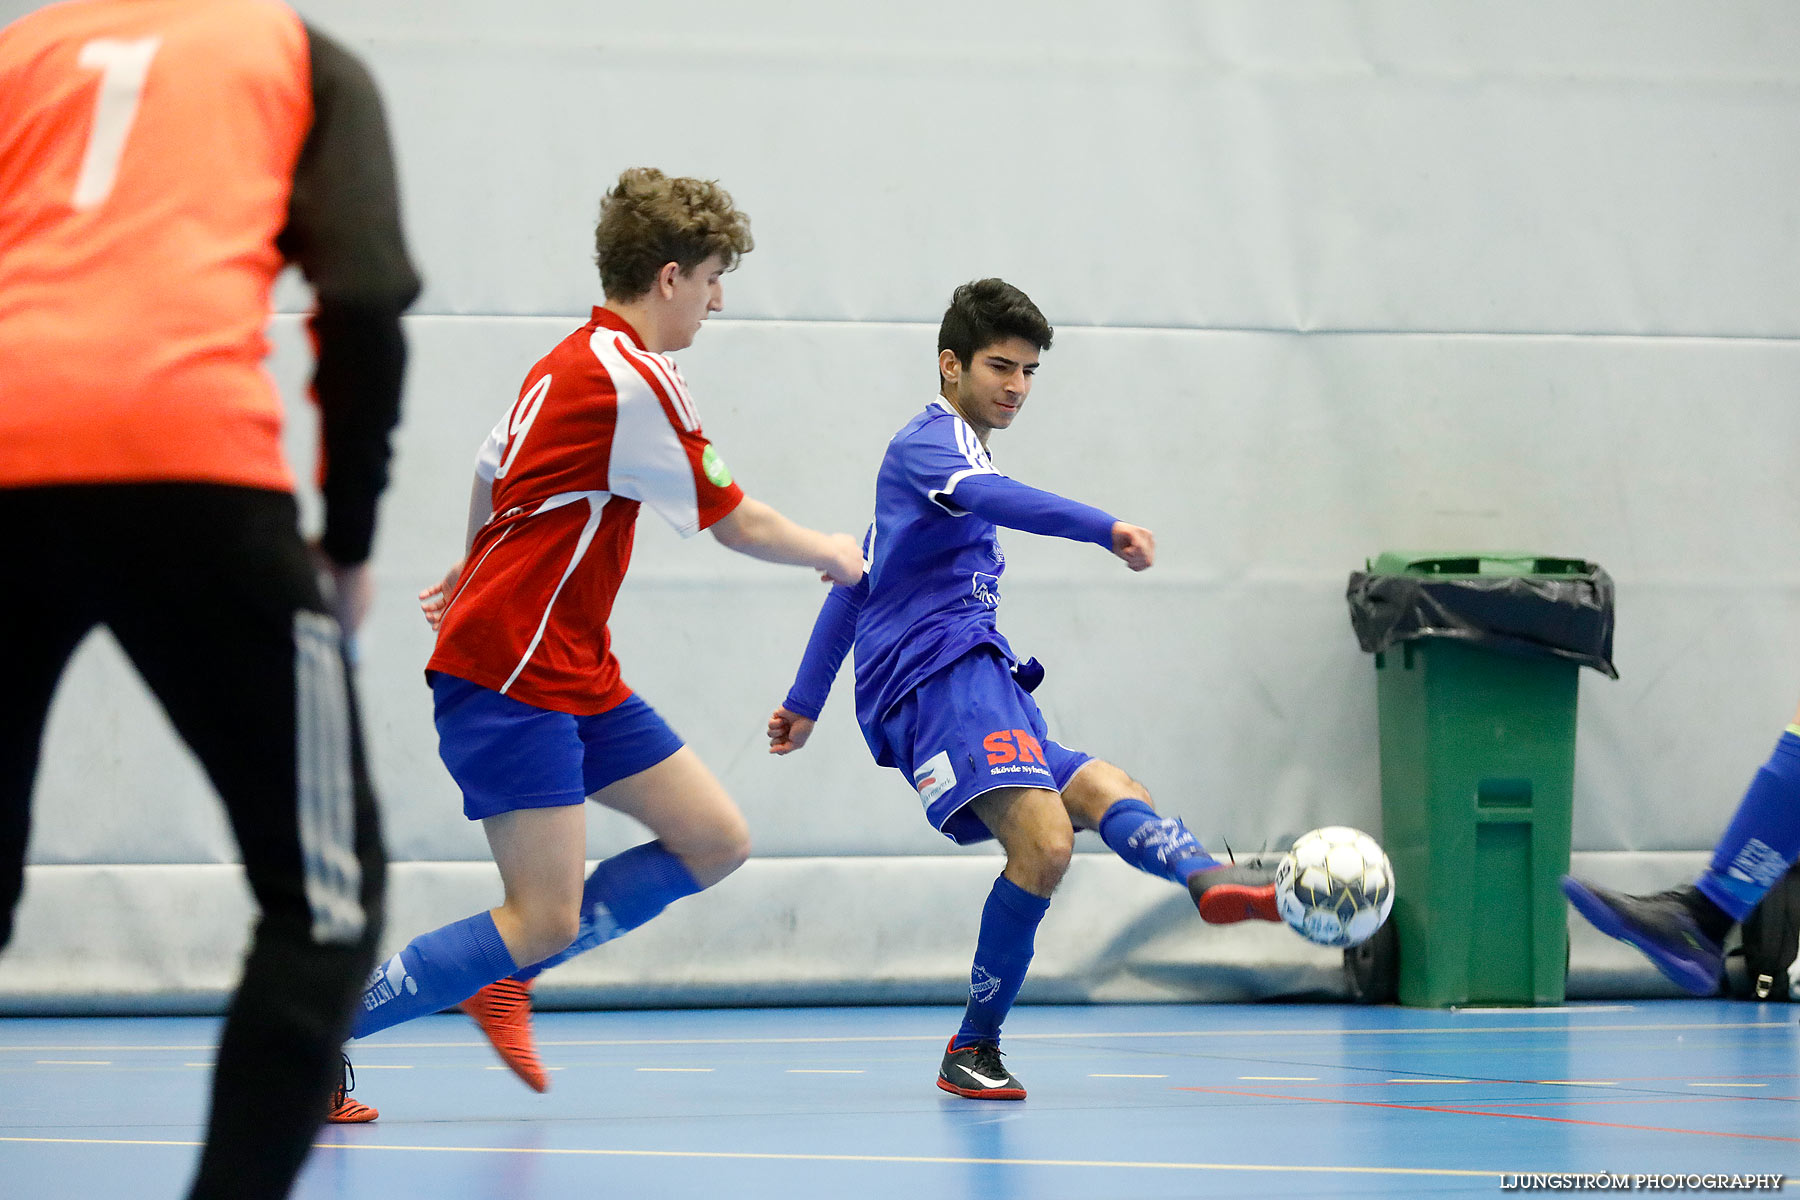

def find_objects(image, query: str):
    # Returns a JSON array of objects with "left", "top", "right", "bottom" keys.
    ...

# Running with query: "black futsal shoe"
[
  {"left": 1188, "top": 863, "right": 1281, "bottom": 924},
  {"left": 937, "top": 1038, "right": 1026, "bottom": 1100},
  {"left": 1560, "top": 877, "right": 1724, "bottom": 996}
]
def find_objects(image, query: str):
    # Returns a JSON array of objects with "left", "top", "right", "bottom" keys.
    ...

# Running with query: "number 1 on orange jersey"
[{"left": 73, "top": 36, "right": 160, "bottom": 210}]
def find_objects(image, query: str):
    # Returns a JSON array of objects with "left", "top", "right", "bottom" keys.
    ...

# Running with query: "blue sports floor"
[{"left": 1, "top": 1001, "right": 1793, "bottom": 1198}]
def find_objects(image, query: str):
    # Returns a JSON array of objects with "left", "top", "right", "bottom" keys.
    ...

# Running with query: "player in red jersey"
[
  {"left": 0, "top": 0, "right": 417, "bottom": 1194},
  {"left": 348, "top": 168, "right": 863, "bottom": 1092}
]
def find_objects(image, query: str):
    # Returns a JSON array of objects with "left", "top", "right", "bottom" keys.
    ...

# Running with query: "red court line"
[
  {"left": 1445, "top": 1097, "right": 1733, "bottom": 1110},
  {"left": 1174, "top": 1085, "right": 1800, "bottom": 1144}
]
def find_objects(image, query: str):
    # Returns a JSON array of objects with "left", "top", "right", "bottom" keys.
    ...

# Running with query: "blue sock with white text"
[
  {"left": 952, "top": 875, "right": 1051, "bottom": 1050},
  {"left": 1097, "top": 798, "right": 1219, "bottom": 883},
  {"left": 512, "top": 841, "right": 703, "bottom": 982},
  {"left": 352, "top": 910, "right": 517, "bottom": 1039},
  {"left": 1697, "top": 729, "right": 1800, "bottom": 921}
]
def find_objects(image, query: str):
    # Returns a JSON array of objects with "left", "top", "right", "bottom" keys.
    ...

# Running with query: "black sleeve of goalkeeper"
[{"left": 277, "top": 24, "right": 424, "bottom": 568}]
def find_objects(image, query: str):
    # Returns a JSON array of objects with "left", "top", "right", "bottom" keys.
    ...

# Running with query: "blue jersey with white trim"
[{"left": 851, "top": 399, "right": 1017, "bottom": 754}]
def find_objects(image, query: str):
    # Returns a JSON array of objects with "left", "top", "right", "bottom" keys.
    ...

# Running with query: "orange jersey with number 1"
[{"left": 0, "top": 0, "right": 313, "bottom": 490}]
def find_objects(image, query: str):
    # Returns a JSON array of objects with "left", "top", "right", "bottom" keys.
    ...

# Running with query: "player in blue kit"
[
  {"left": 767, "top": 278, "right": 1282, "bottom": 1100},
  {"left": 1563, "top": 711, "right": 1800, "bottom": 994}
]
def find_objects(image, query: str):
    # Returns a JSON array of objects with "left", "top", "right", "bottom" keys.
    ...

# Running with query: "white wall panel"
[
  {"left": 25, "top": 316, "right": 1800, "bottom": 868},
  {"left": 249, "top": 0, "right": 1800, "bottom": 335},
  {"left": 0, "top": 852, "right": 1701, "bottom": 1014}
]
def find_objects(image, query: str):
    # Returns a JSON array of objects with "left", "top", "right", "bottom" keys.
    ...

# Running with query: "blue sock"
[
  {"left": 1097, "top": 798, "right": 1219, "bottom": 883},
  {"left": 952, "top": 874, "right": 1051, "bottom": 1049},
  {"left": 1697, "top": 729, "right": 1800, "bottom": 921},
  {"left": 352, "top": 910, "right": 517, "bottom": 1039},
  {"left": 512, "top": 841, "right": 702, "bottom": 982}
]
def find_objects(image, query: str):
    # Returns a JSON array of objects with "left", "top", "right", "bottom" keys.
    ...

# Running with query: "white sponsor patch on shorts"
[{"left": 913, "top": 751, "right": 956, "bottom": 806}]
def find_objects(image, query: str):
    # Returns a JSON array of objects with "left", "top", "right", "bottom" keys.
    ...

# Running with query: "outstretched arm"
[
  {"left": 711, "top": 497, "right": 864, "bottom": 585},
  {"left": 945, "top": 473, "right": 1155, "bottom": 571},
  {"left": 419, "top": 471, "right": 493, "bottom": 630},
  {"left": 769, "top": 575, "right": 868, "bottom": 754}
]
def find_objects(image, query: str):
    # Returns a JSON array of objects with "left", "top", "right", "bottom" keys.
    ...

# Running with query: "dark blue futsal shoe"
[{"left": 1560, "top": 876, "right": 1724, "bottom": 996}]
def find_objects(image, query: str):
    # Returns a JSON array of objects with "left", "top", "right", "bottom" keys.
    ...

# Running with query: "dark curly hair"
[
  {"left": 594, "top": 167, "right": 754, "bottom": 300},
  {"left": 937, "top": 278, "right": 1053, "bottom": 385}
]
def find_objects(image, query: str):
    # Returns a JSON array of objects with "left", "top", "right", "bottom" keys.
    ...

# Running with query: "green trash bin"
[{"left": 1348, "top": 552, "right": 1618, "bottom": 1008}]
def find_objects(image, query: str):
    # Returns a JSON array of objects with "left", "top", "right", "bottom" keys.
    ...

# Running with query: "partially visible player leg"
[
  {"left": 513, "top": 745, "right": 747, "bottom": 979},
  {"left": 100, "top": 487, "right": 387, "bottom": 1200},
  {"left": 1059, "top": 758, "right": 1279, "bottom": 924},
  {"left": 937, "top": 785, "right": 1065, "bottom": 1101},
  {"left": 353, "top": 804, "right": 575, "bottom": 1041},
  {"left": 463, "top": 743, "right": 746, "bottom": 1088},
  {"left": 0, "top": 488, "right": 98, "bottom": 951},
  {"left": 1562, "top": 702, "right": 1800, "bottom": 995}
]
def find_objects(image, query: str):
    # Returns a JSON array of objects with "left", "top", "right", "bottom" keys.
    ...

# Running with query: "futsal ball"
[{"left": 1273, "top": 826, "right": 1394, "bottom": 948}]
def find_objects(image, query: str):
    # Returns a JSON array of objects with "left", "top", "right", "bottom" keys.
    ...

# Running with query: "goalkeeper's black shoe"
[
  {"left": 1560, "top": 877, "right": 1724, "bottom": 996},
  {"left": 1188, "top": 863, "right": 1280, "bottom": 924},
  {"left": 937, "top": 1038, "right": 1025, "bottom": 1101}
]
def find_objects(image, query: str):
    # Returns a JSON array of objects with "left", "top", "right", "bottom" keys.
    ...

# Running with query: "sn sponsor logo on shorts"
[{"left": 983, "top": 729, "right": 1046, "bottom": 767}]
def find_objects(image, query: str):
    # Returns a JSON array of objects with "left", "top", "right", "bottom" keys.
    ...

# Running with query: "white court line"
[
  {"left": 1091, "top": 1073, "right": 1167, "bottom": 1079},
  {"left": 35, "top": 1060, "right": 110, "bottom": 1066},
  {"left": 1, "top": 1020, "right": 1784, "bottom": 1055},
  {"left": 1454, "top": 1006, "right": 1637, "bottom": 1014},
  {"left": 0, "top": 1135, "right": 1506, "bottom": 1180}
]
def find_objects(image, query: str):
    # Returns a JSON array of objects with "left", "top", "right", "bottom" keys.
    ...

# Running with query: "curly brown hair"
[{"left": 593, "top": 168, "right": 754, "bottom": 300}]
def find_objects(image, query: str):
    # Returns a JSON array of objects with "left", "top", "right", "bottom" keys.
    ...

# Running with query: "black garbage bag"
[{"left": 1346, "top": 555, "right": 1618, "bottom": 679}]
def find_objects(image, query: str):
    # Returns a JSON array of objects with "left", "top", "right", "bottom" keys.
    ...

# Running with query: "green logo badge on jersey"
[{"left": 702, "top": 445, "right": 733, "bottom": 487}]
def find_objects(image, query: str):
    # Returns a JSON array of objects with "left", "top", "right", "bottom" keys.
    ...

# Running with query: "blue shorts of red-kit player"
[
  {"left": 431, "top": 673, "right": 685, "bottom": 820},
  {"left": 879, "top": 647, "right": 1092, "bottom": 845}
]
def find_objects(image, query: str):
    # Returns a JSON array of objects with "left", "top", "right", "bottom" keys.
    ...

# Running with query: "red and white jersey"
[{"left": 427, "top": 308, "right": 744, "bottom": 714}]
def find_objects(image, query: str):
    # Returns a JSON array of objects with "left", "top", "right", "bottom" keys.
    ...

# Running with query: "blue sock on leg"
[
  {"left": 512, "top": 841, "right": 703, "bottom": 982},
  {"left": 1697, "top": 729, "right": 1800, "bottom": 922},
  {"left": 952, "top": 875, "right": 1051, "bottom": 1050},
  {"left": 1097, "top": 798, "right": 1219, "bottom": 884},
  {"left": 352, "top": 910, "right": 517, "bottom": 1039}
]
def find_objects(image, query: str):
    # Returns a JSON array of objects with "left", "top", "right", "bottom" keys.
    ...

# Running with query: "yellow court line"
[
  {"left": 0, "top": 1135, "right": 1505, "bottom": 1179},
  {"left": 0, "top": 1020, "right": 1787, "bottom": 1055}
]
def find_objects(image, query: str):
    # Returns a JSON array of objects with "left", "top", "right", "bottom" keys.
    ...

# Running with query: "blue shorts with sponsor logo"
[
  {"left": 877, "top": 648, "right": 1092, "bottom": 845},
  {"left": 431, "top": 673, "right": 685, "bottom": 821}
]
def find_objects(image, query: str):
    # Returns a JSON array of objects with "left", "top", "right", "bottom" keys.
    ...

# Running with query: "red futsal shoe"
[
  {"left": 1189, "top": 863, "right": 1281, "bottom": 924},
  {"left": 461, "top": 977, "right": 550, "bottom": 1092},
  {"left": 325, "top": 1053, "right": 377, "bottom": 1123}
]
